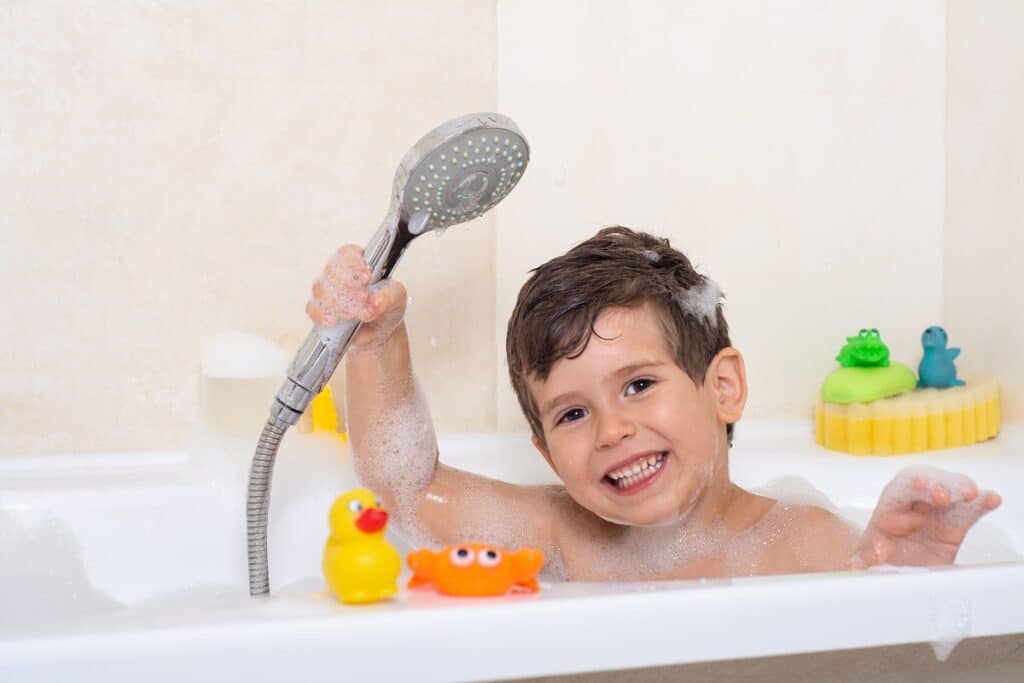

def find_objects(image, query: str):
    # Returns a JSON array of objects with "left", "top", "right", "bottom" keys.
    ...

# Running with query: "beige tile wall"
[
  {"left": 496, "top": 1, "right": 946, "bottom": 430},
  {"left": 1, "top": 1, "right": 498, "bottom": 454},
  {"left": 945, "top": 0, "right": 1024, "bottom": 427},
  {"left": 3, "top": 2, "right": 1020, "bottom": 454}
]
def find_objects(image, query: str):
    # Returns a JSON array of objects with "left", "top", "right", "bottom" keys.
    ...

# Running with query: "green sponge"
[{"left": 821, "top": 362, "right": 917, "bottom": 404}]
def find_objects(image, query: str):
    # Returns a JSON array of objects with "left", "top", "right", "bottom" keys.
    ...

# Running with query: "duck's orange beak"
[{"left": 355, "top": 508, "right": 388, "bottom": 533}]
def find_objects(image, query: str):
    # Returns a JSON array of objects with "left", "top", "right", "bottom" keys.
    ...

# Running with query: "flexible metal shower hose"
[{"left": 246, "top": 416, "right": 290, "bottom": 596}]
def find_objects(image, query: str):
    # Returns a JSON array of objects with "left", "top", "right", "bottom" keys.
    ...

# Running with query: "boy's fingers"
[
  {"left": 334, "top": 243, "right": 365, "bottom": 265},
  {"left": 954, "top": 495, "right": 998, "bottom": 529},
  {"left": 319, "top": 245, "right": 370, "bottom": 289},
  {"left": 314, "top": 274, "right": 369, "bottom": 312},
  {"left": 368, "top": 279, "right": 407, "bottom": 312},
  {"left": 306, "top": 297, "right": 337, "bottom": 327},
  {"left": 325, "top": 259, "right": 371, "bottom": 291},
  {"left": 930, "top": 485, "right": 951, "bottom": 507},
  {"left": 339, "top": 245, "right": 372, "bottom": 276},
  {"left": 889, "top": 467, "right": 982, "bottom": 511},
  {"left": 885, "top": 510, "right": 927, "bottom": 535},
  {"left": 305, "top": 299, "right": 321, "bottom": 324}
]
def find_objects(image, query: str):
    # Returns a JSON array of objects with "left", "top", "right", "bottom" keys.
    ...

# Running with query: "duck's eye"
[
  {"left": 449, "top": 547, "right": 474, "bottom": 567},
  {"left": 626, "top": 378, "right": 654, "bottom": 396},
  {"left": 478, "top": 549, "right": 501, "bottom": 567},
  {"left": 347, "top": 500, "right": 364, "bottom": 514}
]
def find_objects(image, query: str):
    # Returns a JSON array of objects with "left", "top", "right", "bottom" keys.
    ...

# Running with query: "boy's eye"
[
  {"left": 625, "top": 378, "right": 655, "bottom": 396},
  {"left": 556, "top": 408, "right": 586, "bottom": 425}
]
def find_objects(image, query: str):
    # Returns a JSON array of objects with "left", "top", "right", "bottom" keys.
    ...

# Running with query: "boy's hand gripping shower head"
[{"left": 247, "top": 113, "right": 530, "bottom": 596}]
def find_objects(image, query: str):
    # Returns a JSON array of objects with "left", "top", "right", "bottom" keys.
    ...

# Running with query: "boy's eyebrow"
[
  {"left": 538, "top": 361, "right": 665, "bottom": 417},
  {"left": 610, "top": 360, "right": 663, "bottom": 378},
  {"left": 539, "top": 392, "right": 580, "bottom": 419}
]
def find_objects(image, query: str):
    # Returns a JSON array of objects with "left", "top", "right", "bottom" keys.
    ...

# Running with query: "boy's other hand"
[
  {"left": 306, "top": 244, "right": 408, "bottom": 351},
  {"left": 849, "top": 465, "right": 1002, "bottom": 569}
]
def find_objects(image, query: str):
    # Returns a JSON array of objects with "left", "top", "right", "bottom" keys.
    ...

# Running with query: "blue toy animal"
[{"left": 918, "top": 326, "right": 965, "bottom": 388}]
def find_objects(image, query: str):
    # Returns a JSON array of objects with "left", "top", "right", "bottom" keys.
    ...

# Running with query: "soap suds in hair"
[{"left": 674, "top": 277, "right": 723, "bottom": 328}]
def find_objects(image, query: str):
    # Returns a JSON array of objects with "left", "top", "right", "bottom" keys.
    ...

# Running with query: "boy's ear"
[
  {"left": 531, "top": 434, "right": 559, "bottom": 475},
  {"left": 706, "top": 347, "right": 747, "bottom": 424}
]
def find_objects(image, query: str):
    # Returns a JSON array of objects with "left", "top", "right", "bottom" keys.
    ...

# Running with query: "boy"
[{"left": 307, "top": 226, "right": 1002, "bottom": 580}]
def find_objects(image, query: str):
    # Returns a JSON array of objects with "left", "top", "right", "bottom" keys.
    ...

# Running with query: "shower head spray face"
[
  {"left": 395, "top": 113, "right": 529, "bottom": 234},
  {"left": 367, "top": 112, "right": 530, "bottom": 279}
]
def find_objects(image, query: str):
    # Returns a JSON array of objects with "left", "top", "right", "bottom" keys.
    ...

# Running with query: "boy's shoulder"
[{"left": 765, "top": 501, "right": 859, "bottom": 572}]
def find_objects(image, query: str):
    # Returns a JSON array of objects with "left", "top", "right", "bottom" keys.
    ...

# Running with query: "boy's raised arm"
[{"left": 308, "top": 245, "right": 562, "bottom": 564}]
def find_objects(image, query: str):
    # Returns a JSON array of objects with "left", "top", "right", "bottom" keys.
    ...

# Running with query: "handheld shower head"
[
  {"left": 274, "top": 113, "right": 529, "bottom": 424},
  {"left": 247, "top": 113, "right": 529, "bottom": 596},
  {"left": 367, "top": 112, "right": 530, "bottom": 281}
]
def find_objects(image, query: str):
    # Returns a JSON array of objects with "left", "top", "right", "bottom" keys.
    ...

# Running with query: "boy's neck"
[{"left": 618, "top": 450, "right": 762, "bottom": 539}]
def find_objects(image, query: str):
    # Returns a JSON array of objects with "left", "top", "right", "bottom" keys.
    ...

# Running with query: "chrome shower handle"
[{"left": 268, "top": 211, "right": 426, "bottom": 425}]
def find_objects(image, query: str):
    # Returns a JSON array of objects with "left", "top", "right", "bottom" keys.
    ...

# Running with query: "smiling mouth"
[{"left": 603, "top": 452, "right": 667, "bottom": 492}]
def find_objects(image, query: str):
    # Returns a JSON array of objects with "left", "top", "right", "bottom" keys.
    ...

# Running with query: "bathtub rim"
[{"left": 2, "top": 561, "right": 1023, "bottom": 682}]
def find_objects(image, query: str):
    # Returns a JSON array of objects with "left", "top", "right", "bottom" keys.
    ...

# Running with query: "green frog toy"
[
  {"left": 835, "top": 328, "right": 890, "bottom": 368},
  {"left": 822, "top": 328, "right": 915, "bottom": 404}
]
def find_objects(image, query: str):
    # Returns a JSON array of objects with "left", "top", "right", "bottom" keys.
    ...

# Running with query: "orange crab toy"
[{"left": 407, "top": 543, "right": 544, "bottom": 597}]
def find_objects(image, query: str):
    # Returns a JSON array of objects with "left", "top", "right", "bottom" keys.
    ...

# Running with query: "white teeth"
[{"left": 607, "top": 453, "right": 666, "bottom": 486}]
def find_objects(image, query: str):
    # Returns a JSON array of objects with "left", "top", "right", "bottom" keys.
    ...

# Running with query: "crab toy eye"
[
  {"left": 449, "top": 547, "right": 474, "bottom": 567},
  {"left": 375, "top": 497, "right": 384, "bottom": 508},
  {"left": 347, "top": 500, "right": 364, "bottom": 514},
  {"left": 478, "top": 549, "right": 501, "bottom": 567}
]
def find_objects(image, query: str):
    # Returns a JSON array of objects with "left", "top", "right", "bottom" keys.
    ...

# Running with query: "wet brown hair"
[{"left": 506, "top": 226, "right": 734, "bottom": 447}]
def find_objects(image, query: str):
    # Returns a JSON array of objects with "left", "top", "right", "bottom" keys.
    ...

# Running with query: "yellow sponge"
[{"left": 814, "top": 378, "right": 1000, "bottom": 455}]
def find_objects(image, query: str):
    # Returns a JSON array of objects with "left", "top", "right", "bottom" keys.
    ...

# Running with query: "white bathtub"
[{"left": 2, "top": 422, "right": 1023, "bottom": 682}]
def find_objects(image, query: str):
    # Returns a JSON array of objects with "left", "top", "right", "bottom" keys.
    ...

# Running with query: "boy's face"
[{"left": 528, "top": 304, "right": 745, "bottom": 526}]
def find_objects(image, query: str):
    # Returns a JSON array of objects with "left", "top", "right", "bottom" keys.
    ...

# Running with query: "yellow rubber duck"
[{"left": 322, "top": 488, "right": 401, "bottom": 604}]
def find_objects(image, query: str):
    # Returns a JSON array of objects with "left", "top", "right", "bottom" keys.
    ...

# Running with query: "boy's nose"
[{"left": 595, "top": 411, "right": 636, "bottom": 449}]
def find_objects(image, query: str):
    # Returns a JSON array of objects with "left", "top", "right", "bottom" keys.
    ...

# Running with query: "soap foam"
[
  {"left": 674, "top": 277, "right": 723, "bottom": 329},
  {"left": 753, "top": 476, "right": 842, "bottom": 516},
  {"left": 877, "top": 464, "right": 982, "bottom": 511},
  {"left": 317, "top": 269, "right": 369, "bottom": 323},
  {"left": 0, "top": 507, "right": 122, "bottom": 630},
  {"left": 350, "top": 373, "right": 439, "bottom": 541}
]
